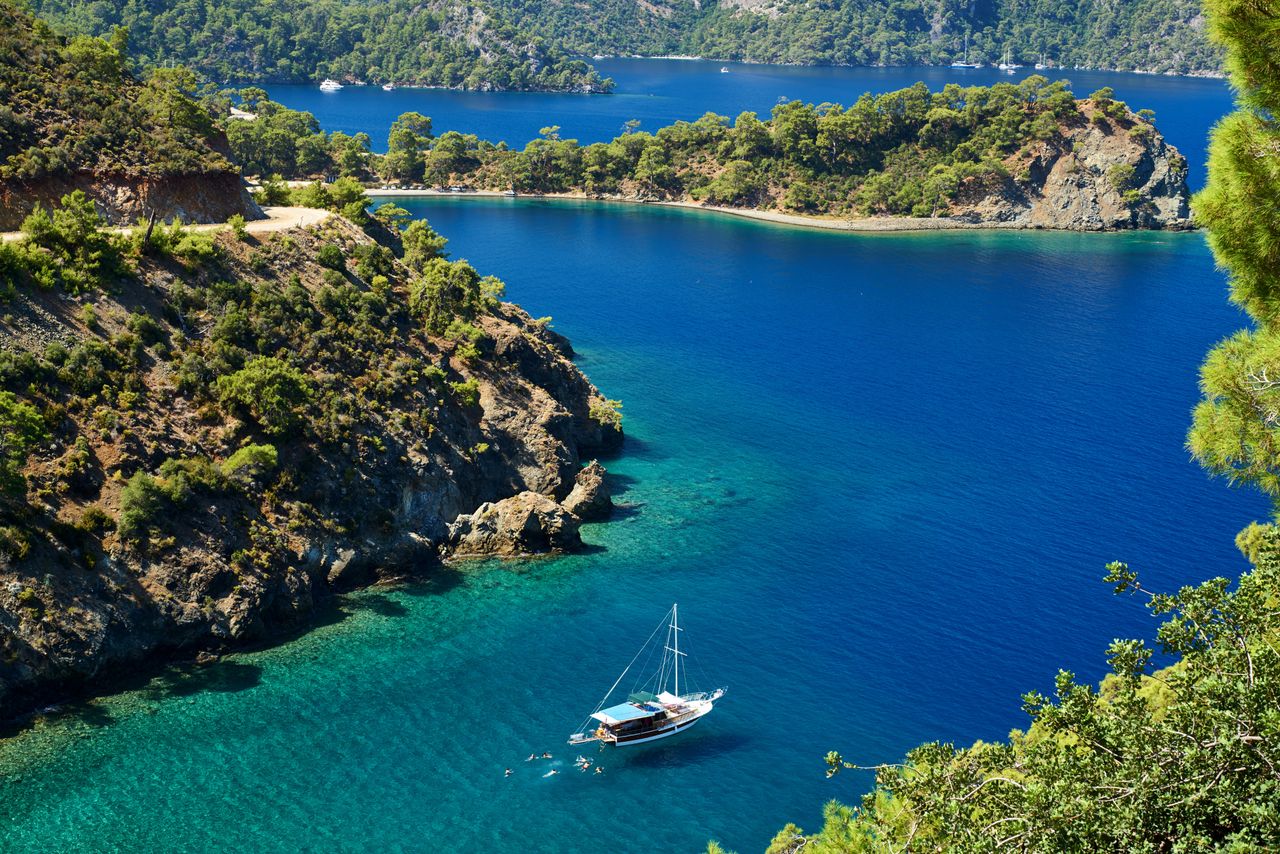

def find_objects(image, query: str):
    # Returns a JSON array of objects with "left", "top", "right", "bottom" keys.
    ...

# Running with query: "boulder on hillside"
[
  {"left": 445, "top": 492, "right": 582, "bottom": 558},
  {"left": 561, "top": 460, "right": 612, "bottom": 521}
]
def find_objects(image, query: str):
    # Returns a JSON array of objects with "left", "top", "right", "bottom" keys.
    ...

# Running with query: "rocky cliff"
[
  {"left": 0, "top": 172, "right": 264, "bottom": 232},
  {"left": 950, "top": 100, "right": 1192, "bottom": 230},
  {"left": 0, "top": 214, "right": 621, "bottom": 720}
]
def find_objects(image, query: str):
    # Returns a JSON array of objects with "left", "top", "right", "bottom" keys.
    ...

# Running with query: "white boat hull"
[{"left": 612, "top": 707, "right": 708, "bottom": 746}]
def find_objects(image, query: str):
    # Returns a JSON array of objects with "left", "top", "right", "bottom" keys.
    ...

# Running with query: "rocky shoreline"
[{"left": 0, "top": 215, "right": 623, "bottom": 726}]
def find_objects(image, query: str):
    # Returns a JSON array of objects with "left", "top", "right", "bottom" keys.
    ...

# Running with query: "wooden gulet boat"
[{"left": 568, "top": 604, "right": 726, "bottom": 747}]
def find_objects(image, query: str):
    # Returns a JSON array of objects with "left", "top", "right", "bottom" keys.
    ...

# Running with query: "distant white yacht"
[
  {"left": 382, "top": 83, "right": 395, "bottom": 91},
  {"left": 720, "top": 66, "right": 729, "bottom": 73},
  {"left": 319, "top": 79, "right": 343, "bottom": 91},
  {"left": 951, "top": 32, "right": 982, "bottom": 69}
]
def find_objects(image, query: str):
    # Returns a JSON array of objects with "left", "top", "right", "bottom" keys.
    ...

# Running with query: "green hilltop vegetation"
[
  {"left": 27, "top": 0, "right": 1222, "bottom": 85},
  {"left": 485, "top": 0, "right": 1218, "bottom": 75},
  {"left": 0, "top": 0, "right": 232, "bottom": 185},
  {"left": 678, "top": 0, "right": 1219, "bottom": 75},
  {"left": 741, "top": 1, "right": 1280, "bottom": 850},
  {"left": 29, "top": 0, "right": 612, "bottom": 92}
]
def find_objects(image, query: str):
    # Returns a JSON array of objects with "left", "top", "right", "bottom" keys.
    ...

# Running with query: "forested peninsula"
[
  {"left": 745, "top": 1, "right": 1280, "bottom": 850},
  {"left": 0, "top": 1, "right": 621, "bottom": 720},
  {"left": 30, "top": 0, "right": 612, "bottom": 93},
  {"left": 339, "top": 79, "right": 1190, "bottom": 231}
]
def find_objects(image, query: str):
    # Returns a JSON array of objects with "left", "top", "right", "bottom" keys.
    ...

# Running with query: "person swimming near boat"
[
  {"left": 594, "top": 766, "right": 604, "bottom": 775},
  {"left": 505, "top": 768, "right": 513, "bottom": 777},
  {"left": 526, "top": 753, "right": 536, "bottom": 761},
  {"left": 543, "top": 769, "right": 559, "bottom": 777},
  {"left": 541, "top": 752, "right": 553, "bottom": 759}
]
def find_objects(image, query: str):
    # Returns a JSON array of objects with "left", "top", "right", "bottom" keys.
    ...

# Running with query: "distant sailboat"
[
  {"left": 568, "top": 605, "right": 726, "bottom": 748},
  {"left": 720, "top": 66, "right": 730, "bottom": 73},
  {"left": 951, "top": 33, "right": 981, "bottom": 69}
]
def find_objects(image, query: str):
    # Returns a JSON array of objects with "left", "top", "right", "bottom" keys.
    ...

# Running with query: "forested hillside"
[
  {"left": 30, "top": 0, "right": 1222, "bottom": 83},
  {"left": 681, "top": 0, "right": 1219, "bottom": 75},
  {"left": 30, "top": 0, "right": 612, "bottom": 92},
  {"left": 0, "top": 0, "right": 256, "bottom": 228}
]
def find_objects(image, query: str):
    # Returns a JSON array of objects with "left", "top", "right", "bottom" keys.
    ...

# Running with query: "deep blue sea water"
[
  {"left": 262, "top": 59, "right": 1230, "bottom": 190},
  {"left": 0, "top": 65, "right": 1261, "bottom": 852}
]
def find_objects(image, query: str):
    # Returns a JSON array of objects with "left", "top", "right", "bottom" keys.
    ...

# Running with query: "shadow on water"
[
  {"left": 607, "top": 502, "right": 646, "bottom": 521},
  {"left": 605, "top": 471, "right": 640, "bottom": 497},
  {"left": 393, "top": 566, "right": 467, "bottom": 597},
  {"left": 140, "top": 661, "right": 265, "bottom": 700},
  {"left": 615, "top": 731, "right": 751, "bottom": 769},
  {"left": 615, "top": 434, "right": 666, "bottom": 462},
  {"left": 343, "top": 592, "right": 411, "bottom": 618}
]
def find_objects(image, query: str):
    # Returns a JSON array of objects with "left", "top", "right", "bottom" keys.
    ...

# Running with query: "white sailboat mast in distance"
[{"left": 569, "top": 604, "right": 726, "bottom": 747}]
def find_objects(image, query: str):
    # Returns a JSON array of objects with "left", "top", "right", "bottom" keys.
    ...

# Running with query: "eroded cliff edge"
[{"left": 0, "top": 214, "right": 621, "bottom": 719}]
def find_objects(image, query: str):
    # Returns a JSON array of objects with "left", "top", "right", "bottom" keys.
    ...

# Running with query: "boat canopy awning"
[
  {"left": 592, "top": 703, "right": 659, "bottom": 725},
  {"left": 628, "top": 690, "right": 660, "bottom": 704}
]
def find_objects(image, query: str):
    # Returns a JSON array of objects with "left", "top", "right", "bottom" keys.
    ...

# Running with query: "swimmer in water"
[
  {"left": 505, "top": 768, "right": 513, "bottom": 777},
  {"left": 526, "top": 754, "right": 536, "bottom": 761},
  {"left": 541, "top": 752, "right": 553, "bottom": 759},
  {"left": 595, "top": 766, "right": 604, "bottom": 775},
  {"left": 543, "top": 769, "right": 559, "bottom": 777}
]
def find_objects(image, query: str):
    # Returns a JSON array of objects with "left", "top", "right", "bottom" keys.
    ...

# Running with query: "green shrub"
[
  {"left": 228, "top": 214, "right": 249, "bottom": 240},
  {"left": 291, "top": 181, "right": 332, "bottom": 209},
  {"left": 0, "top": 390, "right": 49, "bottom": 496},
  {"left": 220, "top": 443, "right": 279, "bottom": 485},
  {"left": 254, "top": 175, "right": 292, "bottom": 206},
  {"left": 171, "top": 230, "right": 220, "bottom": 265},
  {"left": 117, "top": 471, "right": 166, "bottom": 541},
  {"left": 126, "top": 311, "right": 165, "bottom": 345},
  {"left": 0, "top": 525, "right": 31, "bottom": 560},
  {"left": 1108, "top": 163, "right": 1138, "bottom": 193},
  {"left": 449, "top": 378, "right": 481, "bottom": 407},
  {"left": 589, "top": 398, "right": 623, "bottom": 429},
  {"left": 215, "top": 356, "right": 312, "bottom": 435},
  {"left": 317, "top": 243, "right": 345, "bottom": 270}
]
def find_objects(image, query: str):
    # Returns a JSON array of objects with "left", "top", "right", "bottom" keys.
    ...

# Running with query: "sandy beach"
[{"left": 364, "top": 188, "right": 1023, "bottom": 234}]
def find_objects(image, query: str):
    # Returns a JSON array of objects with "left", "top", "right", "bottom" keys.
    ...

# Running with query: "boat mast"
[
  {"left": 673, "top": 604, "right": 679, "bottom": 697},
  {"left": 663, "top": 603, "right": 685, "bottom": 697}
]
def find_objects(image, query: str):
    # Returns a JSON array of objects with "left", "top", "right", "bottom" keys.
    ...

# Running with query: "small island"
[{"left": 354, "top": 80, "right": 1191, "bottom": 232}]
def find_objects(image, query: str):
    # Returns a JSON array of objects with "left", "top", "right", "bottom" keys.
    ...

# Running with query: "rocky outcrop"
[
  {"left": 0, "top": 171, "right": 264, "bottom": 231},
  {"left": 0, "top": 215, "right": 621, "bottom": 721},
  {"left": 562, "top": 460, "right": 613, "bottom": 521},
  {"left": 446, "top": 491, "right": 583, "bottom": 557},
  {"left": 950, "top": 101, "right": 1192, "bottom": 231}
]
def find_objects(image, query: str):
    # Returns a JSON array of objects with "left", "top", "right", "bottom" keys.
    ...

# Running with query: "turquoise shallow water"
[{"left": 1, "top": 198, "right": 1267, "bottom": 852}]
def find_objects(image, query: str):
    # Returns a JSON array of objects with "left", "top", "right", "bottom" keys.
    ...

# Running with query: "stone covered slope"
[
  {"left": 950, "top": 99, "right": 1191, "bottom": 230},
  {"left": 0, "top": 215, "right": 620, "bottom": 717}
]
